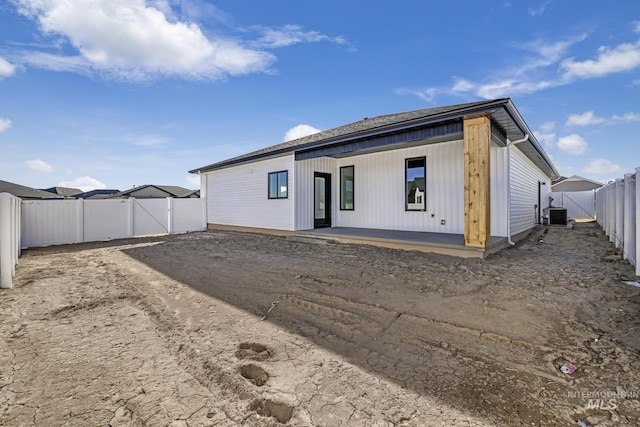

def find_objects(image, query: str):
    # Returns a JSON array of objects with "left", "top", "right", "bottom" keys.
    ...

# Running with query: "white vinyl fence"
[
  {"left": 0, "top": 193, "right": 22, "bottom": 289},
  {"left": 550, "top": 190, "right": 597, "bottom": 220},
  {"left": 22, "top": 198, "right": 206, "bottom": 248},
  {"left": 596, "top": 168, "right": 638, "bottom": 276}
]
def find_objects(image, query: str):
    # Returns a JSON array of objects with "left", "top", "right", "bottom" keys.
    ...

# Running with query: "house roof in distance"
[
  {"left": 111, "top": 185, "right": 199, "bottom": 198},
  {"left": 74, "top": 189, "right": 121, "bottom": 199},
  {"left": 0, "top": 180, "right": 64, "bottom": 199},
  {"left": 551, "top": 175, "right": 604, "bottom": 192},
  {"left": 190, "top": 98, "right": 559, "bottom": 179},
  {"left": 41, "top": 186, "right": 83, "bottom": 197}
]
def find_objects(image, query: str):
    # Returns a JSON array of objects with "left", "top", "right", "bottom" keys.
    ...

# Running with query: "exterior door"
[{"left": 314, "top": 172, "right": 331, "bottom": 228}]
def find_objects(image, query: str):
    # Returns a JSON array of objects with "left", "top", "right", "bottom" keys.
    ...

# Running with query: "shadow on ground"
[{"left": 122, "top": 223, "right": 640, "bottom": 426}]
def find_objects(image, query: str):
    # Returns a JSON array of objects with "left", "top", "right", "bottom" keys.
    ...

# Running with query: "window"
[
  {"left": 340, "top": 165, "right": 354, "bottom": 210},
  {"left": 405, "top": 157, "right": 426, "bottom": 211},
  {"left": 268, "top": 170, "right": 288, "bottom": 199}
]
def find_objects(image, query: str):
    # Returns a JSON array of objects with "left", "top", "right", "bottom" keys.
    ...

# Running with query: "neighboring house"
[
  {"left": 41, "top": 186, "right": 83, "bottom": 198},
  {"left": 74, "top": 189, "right": 121, "bottom": 199},
  {"left": 550, "top": 175, "right": 603, "bottom": 221},
  {"left": 0, "top": 180, "right": 63, "bottom": 200},
  {"left": 406, "top": 177, "right": 425, "bottom": 211},
  {"left": 190, "top": 98, "right": 558, "bottom": 256},
  {"left": 551, "top": 175, "right": 603, "bottom": 192},
  {"left": 110, "top": 185, "right": 199, "bottom": 199}
]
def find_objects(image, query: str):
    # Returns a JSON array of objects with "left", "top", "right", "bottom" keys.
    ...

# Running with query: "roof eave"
[
  {"left": 190, "top": 99, "right": 513, "bottom": 174},
  {"left": 190, "top": 98, "right": 559, "bottom": 180},
  {"left": 503, "top": 100, "right": 560, "bottom": 180}
]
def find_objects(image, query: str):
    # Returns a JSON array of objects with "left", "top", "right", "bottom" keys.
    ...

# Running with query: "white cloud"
[
  {"left": 185, "top": 175, "right": 200, "bottom": 188},
  {"left": 399, "top": 34, "right": 584, "bottom": 101},
  {"left": 284, "top": 124, "right": 322, "bottom": 142},
  {"left": 539, "top": 121, "right": 556, "bottom": 133},
  {"left": 451, "top": 77, "right": 474, "bottom": 92},
  {"left": 394, "top": 87, "right": 437, "bottom": 103},
  {"left": 254, "top": 25, "right": 350, "bottom": 49},
  {"left": 612, "top": 112, "right": 640, "bottom": 122},
  {"left": 0, "top": 56, "right": 16, "bottom": 78},
  {"left": 566, "top": 111, "right": 605, "bottom": 126},
  {"left": 397, "top": 23, "right": 640, "bottom": 102},
  {"left": 58, "top": 176, "right": 107, "bottom": 192},
  {"left": 560, "top": 40, "right": 640, "bottom": 80},
  {"left": 582, "top": 158, "right": 623, "bottom": 176},
  {"left": 122, "top": 134, "right": 170, "bottom": 146},
  {"left": 12, "top": 0, "right": 275, "bottom": 81},
  {"left": 528, "top": 1, "right": 551, "bottom": 17},
  {"left": 535, "top": 132, "right": 556, "bottom": 149},
  {"left": 0, "top": 117, "right": 12, "bottom": 133},
  {"left": 557, "top": 134, "right": 589, "bottom": 155},
  {"left": 25, "top": 159, "right": 55, "bottom": 173},
  {"left": 476, "top": 78, "right": 554, "bottom": 99},
  {"left": 535, "top": 121, "right": 556, "bottom": 150},
  {"left": 15, "top": 51, "right": 89, "bottom": 74}
]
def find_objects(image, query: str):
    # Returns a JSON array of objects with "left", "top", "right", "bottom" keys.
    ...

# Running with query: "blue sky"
[{"left": 0, "top": 1, "right": 639, "bottom": 191}]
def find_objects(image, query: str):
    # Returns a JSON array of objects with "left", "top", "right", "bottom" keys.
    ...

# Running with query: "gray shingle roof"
[
  {"left": 189, "top": 98, "right": 558, "bottom": 179},
  {"left": 41, "top": 186, "right": 83, "bottom": 197},
  {"left": 0, "top": 180, "right": 64, "bottom": 199},
  {"left": 111, "top": 185, "right": 198, "bottom": 198}
]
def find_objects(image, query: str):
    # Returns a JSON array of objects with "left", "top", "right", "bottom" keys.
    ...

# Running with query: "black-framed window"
[
  {"left": 340, "top": 165, "right": 354, "bottom": 210},
  {"left": 405, "top": 157, "right": 426, "bottom": 211},
  {"left": 268, "top": 170, "right": 288, "bottom": 199}
]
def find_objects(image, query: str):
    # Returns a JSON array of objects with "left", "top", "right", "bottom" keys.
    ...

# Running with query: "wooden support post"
[{"left": 464, "top": 116, "right": 491, "bottom": 248}]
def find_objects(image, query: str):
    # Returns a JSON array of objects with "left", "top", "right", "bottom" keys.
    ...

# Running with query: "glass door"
[{"left": 314, "top": 172, "right": 331, "bottom": 228}]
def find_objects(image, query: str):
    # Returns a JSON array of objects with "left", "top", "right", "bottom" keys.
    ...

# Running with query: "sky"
[{"left": 0, "top": 1, "right": 639, "bottom": 192}]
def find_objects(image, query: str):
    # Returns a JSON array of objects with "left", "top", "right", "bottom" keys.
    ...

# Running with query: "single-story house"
[
  {"left": 551, "top": 175, "right": 603, "bottom": 192},
  {"left": 73, "top": 189, "right": 121, "bottom": 199},
  {"left": 550, "top": 175, "right": 603, "bottom": 221},
  {"left": 110, "top": 185, "right": 200, "bottom": 199},
  {"left": 0, "top": 180, "right": 64, "bottom": 200},
  {"left": 190, "top": 98, "right": 559, "bottom": 258},
  {"left": 41, "top": 186, "right": 84, "bottom": 198}
]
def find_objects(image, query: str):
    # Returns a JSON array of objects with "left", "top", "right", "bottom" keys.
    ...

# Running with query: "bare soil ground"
[{"left": 1, "top": 221, "right": 639, "bottom": 426}]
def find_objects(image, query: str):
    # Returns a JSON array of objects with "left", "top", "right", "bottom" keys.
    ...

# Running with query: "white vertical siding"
[
  {"left": 203, "top": 139, "right": 548, "bottom": 237},
  {"left": 205, "top": 155, "right": 296, "bottom": 230},
  {"left": 510, "top": 146, "right": 551, "bottom": 236},
  {"left": 296, "top": 140, "right": 466, "bottom": 233},
  {"left": 295, "top": 156, "right": 335, "bottom": 230}
]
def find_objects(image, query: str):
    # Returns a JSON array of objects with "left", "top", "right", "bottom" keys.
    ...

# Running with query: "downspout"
[{"left": 506, "top": 134, "right": 529, "bottom": 245}]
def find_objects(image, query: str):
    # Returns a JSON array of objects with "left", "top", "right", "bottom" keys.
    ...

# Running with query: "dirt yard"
[{"left": 1, "top": 221, "right": 639, "bottom": 426}]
